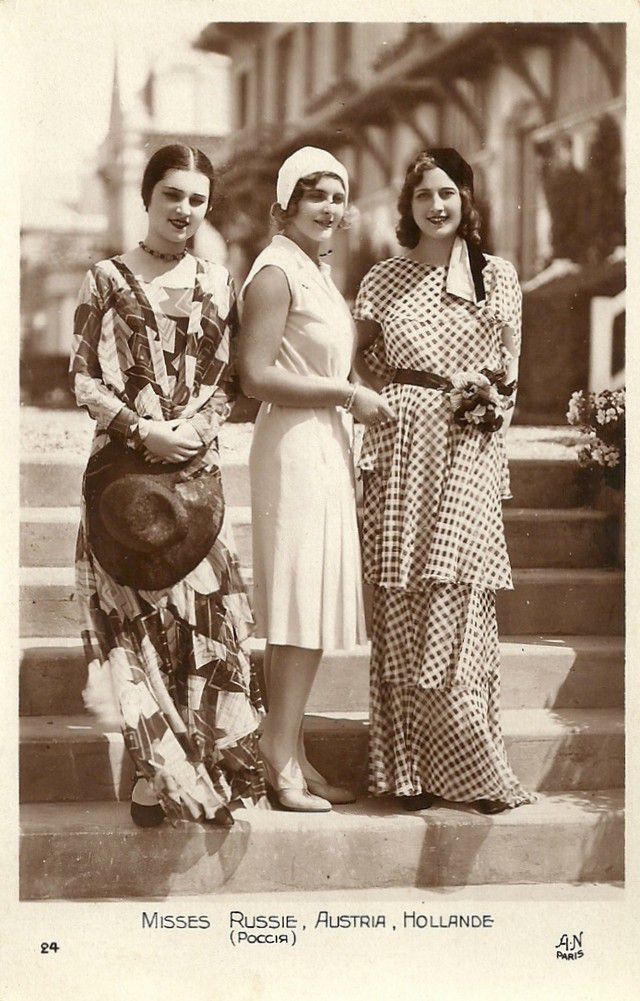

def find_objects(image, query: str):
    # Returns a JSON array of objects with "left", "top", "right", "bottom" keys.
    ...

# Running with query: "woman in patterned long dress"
[
  {"left": 71, "top": 145, "right": 266, "bottom": 828},
  {"left": 354, "top": 148, "right": 535, "bottom": 813},
  {"left": 238, "top": 147, "right": 393, "bottom": 811}
]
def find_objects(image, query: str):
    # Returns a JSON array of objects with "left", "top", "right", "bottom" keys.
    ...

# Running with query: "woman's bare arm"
[
  {"left": 239, "top": 266, "right": 351, "bottom": 407},
  {"left": 239, "top": 267, "right": 395, "bottom": 423}
]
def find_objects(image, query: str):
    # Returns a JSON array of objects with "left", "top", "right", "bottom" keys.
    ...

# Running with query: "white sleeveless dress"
[{"left": 240, "top": 235, "right": 367, "bottom": 650}]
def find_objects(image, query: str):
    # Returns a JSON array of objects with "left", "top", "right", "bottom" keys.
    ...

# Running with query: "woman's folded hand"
[{"left": 140, "top": 419, "right": 203, "bottom": 463}]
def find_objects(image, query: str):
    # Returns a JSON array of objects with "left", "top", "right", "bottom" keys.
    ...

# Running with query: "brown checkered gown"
[{"left": 354, "top": 256, "right": 535, "bottom": 807}]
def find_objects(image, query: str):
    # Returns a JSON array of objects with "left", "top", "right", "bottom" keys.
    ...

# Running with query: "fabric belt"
[{"left": 392, "top": 369, "right": 453, "bottom": 392}]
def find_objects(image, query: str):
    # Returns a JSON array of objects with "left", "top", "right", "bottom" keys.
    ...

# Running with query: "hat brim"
[{"left": 85, "top": 444, "right": 225, "bottom": 591}]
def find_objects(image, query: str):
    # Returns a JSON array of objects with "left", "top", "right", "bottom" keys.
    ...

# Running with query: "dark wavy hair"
[
  {"left": 396, "top": 151, "right": 482, "bottom": 249},
  {"left": 141, "top": 144, "right": 216, "bottom": 212},
  {"left": 271, "top": 172, "right": 351, "bottom": 230}
]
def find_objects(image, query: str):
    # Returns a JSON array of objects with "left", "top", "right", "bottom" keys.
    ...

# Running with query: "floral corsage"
[{"left": 449, "top": 367, "right": 517, "bottom": 433}]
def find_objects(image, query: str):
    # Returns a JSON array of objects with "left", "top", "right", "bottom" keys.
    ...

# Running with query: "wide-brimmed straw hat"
[{"left": 84, "top": 443, "right": 224, "bottom": 591}]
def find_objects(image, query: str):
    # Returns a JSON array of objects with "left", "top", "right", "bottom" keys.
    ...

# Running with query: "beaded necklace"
[{"left": 139, "top": 241, "right": 187, "bottom": 262}]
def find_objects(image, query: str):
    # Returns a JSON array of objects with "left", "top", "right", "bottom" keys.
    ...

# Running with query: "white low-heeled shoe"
[
  {"left": 304, "top": 776, "right": 356, "bottom": 805},
  {"left": 261, "top": 754, "right": 332, "bottom": 813}
]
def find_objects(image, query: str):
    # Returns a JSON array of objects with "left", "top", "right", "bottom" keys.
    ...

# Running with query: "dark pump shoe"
[
  {"left": 398, "top": 792, "right": 439, "bottom": 811},
  {"left": 205, "top": 806, "right": 235, "bottom": 828},
  {"left": 474, "top": 799, "right": 509, "bottom": 815},
  {"left": 130, "top": 800, "right": 165, "bottom": 828},
  {"left": 130, "top": 779, "right": 235, "bottom": 828},
  {"left": 130, "top": 800, "right": 235, "bottom": 829},
  {"left": 130, "top": 775, "right": 165, "bottom": 828}
]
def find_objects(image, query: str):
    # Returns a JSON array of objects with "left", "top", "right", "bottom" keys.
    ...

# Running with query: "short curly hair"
[
  {"left": 396, "top": 151, "right": 482, "bottom": 249},
  {"left": 271, "top": 172, "right": 351, "bottom": 230}
]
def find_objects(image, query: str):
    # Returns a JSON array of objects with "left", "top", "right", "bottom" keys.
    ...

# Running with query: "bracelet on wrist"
[{"left": 342, "top": 384, "right": 358, "bottom": 413}]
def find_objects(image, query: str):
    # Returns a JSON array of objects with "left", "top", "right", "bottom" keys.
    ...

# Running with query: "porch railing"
[{"left": 589, "top": 289, "right": 625, "bottom": 391}]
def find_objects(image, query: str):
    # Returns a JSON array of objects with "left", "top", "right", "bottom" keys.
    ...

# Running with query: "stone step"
[
  {"left": 494, "top": 569, "right": 624, "bottom": 636},
  {"left": 143, "top": 881, "right": 626, "bottom": 903},
  {"left": 20, "top": 453, "right": 585, "bottom": 510},
  {"left": 20, "top": 456, "right": 85, "bottom": 508},
  {"left": 501, "top": 507, "right": 614, "bottom": 569},
  {"left": 19, "top": 636, "right": 625, "bottom": 716},
  {"left": 275, "top": 636, "right": 626, "bottom": 713},
  {"left": 20, "top": 566, "right": 624, "bottom": 638},
  {"left": 19, "top": 457, "right": 259, "bottom": 509},
  {"left": 20, "top": 507, "right": 80, "bottom": 567},
  {"left": 19, "top": 790, "right": 624, "bottom": 899},
  {"left": 17, "top": 505, "right": 252, "bottom": 569},
  {"left": 506, "top": 459, "right": 583, "bottom": 509},
  {"left": 20, "top": 504, "right": 615, "bottom": 570},
  {"left": 19, "top": 709, "right": 624, "bottom": 804},
  {"left": 20, "top": 567, "right": 81, "bottom": 638}
]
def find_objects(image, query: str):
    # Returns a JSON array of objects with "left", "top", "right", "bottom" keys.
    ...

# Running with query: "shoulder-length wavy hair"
[
  {"left": 271, "top": 172, "right": 352, "bottom": 231},
  {"left": 396, "top": 151, "right": 482, "bottom": 249}
]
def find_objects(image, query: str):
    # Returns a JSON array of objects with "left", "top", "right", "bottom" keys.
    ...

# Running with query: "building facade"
[
  {"left": 21, "top": 47, "right": 232, "bottom": 402},
  {"left": 98, "top": 49, "right": 231, "bottom": 256},
  {"left": 196, "top": 22, "right": 625, "bottom": 421}
]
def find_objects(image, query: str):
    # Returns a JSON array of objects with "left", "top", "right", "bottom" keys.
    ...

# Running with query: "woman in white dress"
[{"left": 239, "top": 147, "right": 394, "bottom": 811}]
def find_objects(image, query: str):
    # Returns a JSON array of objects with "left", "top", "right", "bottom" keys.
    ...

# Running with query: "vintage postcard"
[{"left": 1, "top": 0, "right": 638, "bottom": 997}]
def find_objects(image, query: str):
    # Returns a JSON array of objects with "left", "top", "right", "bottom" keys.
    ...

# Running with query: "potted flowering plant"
[
  {"left": 566, "top": 387, "right": 625, "bottom": 563},
  {"left": 566, "top": 388, "right": 625, "bottom": 489}
]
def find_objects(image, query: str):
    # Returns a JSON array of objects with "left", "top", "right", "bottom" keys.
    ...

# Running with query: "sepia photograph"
[{"left": 5, "top": 1, "right": 635, "bottom": 997}]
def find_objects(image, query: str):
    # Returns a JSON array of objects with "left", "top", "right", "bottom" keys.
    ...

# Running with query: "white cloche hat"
[{"left": 276, "top": 146, "right": 349, "bottom": 210}]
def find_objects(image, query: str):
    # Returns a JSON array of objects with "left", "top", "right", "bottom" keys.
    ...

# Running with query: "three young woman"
[{"left": 72, "top": 141, "right": 530, "bottom": 825}]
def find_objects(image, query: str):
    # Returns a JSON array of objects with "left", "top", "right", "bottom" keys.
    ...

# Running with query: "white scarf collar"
[{"left": 445, "top": 235, "right": 487, "bottom": 305}]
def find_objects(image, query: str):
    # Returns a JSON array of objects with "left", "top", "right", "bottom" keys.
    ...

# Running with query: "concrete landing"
[{"left": 20, "top": 790, "right": 624, "bottom": 900}]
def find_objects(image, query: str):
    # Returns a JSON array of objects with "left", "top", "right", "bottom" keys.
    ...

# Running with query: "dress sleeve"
[
  {"left": 69, "top": 267, "right": 138, "bottom": 442},
  {"left": 353, "top": 265, "right": 395, "bottom": 384},
  {"left": 353, "top": 265, "right": 385, "bottom": 325},
  {"left": 188, "top": 269, "right": 238, "bottom": 446},
  {"left": 489, "top": 259, "right": 522, "bottom": 361}
]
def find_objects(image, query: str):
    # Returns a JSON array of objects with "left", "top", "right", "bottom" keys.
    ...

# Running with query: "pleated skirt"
[{"left": 250, "top": 403, "right": 367, "bottom": 651}]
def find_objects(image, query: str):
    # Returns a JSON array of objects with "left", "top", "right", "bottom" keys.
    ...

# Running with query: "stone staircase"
[{"left": 19, "top": 428, "right": 624, "bottom": 899}]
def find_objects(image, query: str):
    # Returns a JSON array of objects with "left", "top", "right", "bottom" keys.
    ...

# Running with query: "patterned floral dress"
[
  {"left": 70, "top": 256, "right": 267, "bottom": 822},
  {"left": 354, "top": 255, "right": 535, "bottom": 808}
]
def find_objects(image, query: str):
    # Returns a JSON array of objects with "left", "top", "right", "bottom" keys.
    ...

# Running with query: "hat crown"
[
  {"left": 85, "top": 442, "right": 225, "bottom": 590},
  {"left": 423, "top": 147, "right": 474, "bottom": 193},
  {"left": 99, "top": 478, "right": 188, "bottom": 553},
  {"left": 276, "top": 146, "right": 349, "bottom": 209}
]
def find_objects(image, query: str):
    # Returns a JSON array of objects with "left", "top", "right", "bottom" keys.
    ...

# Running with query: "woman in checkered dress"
[{"left": 354, "top": 149, "right": 535, "bottom": 813}]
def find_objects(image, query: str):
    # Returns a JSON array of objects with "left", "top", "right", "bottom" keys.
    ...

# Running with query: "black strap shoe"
[
  {"left": 474, "top": 799, "right": 509, "bottom": 815},
  {"left": 203, "top": 806, "right": 235, "bottom": 828},
  {"left": 130, "top": 774, "right": 165, "bottom": 828},
  {"left": 398, "top": 792, "right": 439, "bottom": 811}
]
